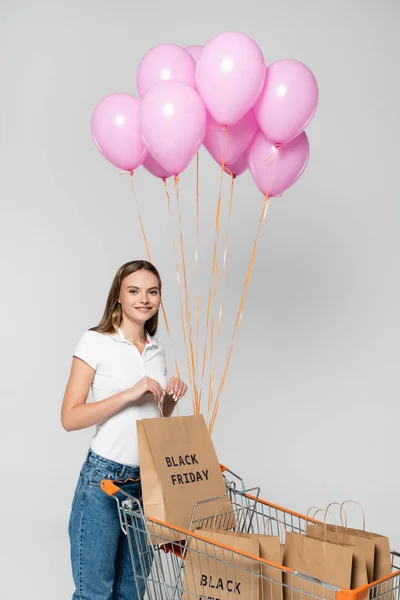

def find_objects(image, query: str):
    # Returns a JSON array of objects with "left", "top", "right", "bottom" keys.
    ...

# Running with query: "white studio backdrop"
[{"left": 1, "top": 1, "right": 399, "bottom": 598}]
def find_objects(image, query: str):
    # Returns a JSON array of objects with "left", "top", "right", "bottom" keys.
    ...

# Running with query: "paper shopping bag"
[
  {"left": 137, "top": 415, "right": 230, "bottom": 537},
  {"left": 321, "top": 523, "right": 393, "bottom": 600},
  {"left": 283, "top": 532, "right": 354, "bottom": 600},
  {"left": 183, "top": 529, "right": 260, "bottom": 600},
  {"left": 323, "top": 501, "right": 392, "bottom": 581},
  {"left": 323, "top": 524, "right": 392, "bottom": 581},
  {"left": 306, "top": 523, "right": 370, "bottom": 587},
  {"left": 222, "top": 530, "right": 283, "bottom": 600}
]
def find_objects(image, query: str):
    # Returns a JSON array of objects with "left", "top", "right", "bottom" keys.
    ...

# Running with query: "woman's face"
[{"left": 118, "top": 269, "right": 161, "bottom": 325}]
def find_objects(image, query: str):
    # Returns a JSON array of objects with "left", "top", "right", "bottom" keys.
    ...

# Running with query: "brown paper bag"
[
  {"left": 324, "top": 524, "right": 392, "bottom": 581},
  {"left": 324, "top": 501, "right": 392, "bottom": 581},
  {"left": 183, "top": 529, "right": 260, "bottom": 600},
  {"left": 306, "top": 523, "right": 370, "bottom": 587},
  {"left": 280, "top": 543, "right": 284, "bottom": 562},
  {"left": 321, "top": 524, "right": 393, "bottom": 600},
  {"left": 226, "top": 531, "right": 283, "bottom": 600},
  {"left": 137, "top": 415, "right": 230, "bottom": 538},
  {"left": 283, "top": 532, "right": 354, "bottom": 600}
]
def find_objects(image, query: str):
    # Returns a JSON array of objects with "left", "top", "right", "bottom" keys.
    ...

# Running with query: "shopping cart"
[{"left": 100, "top": 466, "right": 400, "bottom": 600}]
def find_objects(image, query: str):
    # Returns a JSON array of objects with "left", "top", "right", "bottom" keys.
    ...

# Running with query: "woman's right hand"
[{"left": 127, "top": 376, "right": 166, "bottom": 404}]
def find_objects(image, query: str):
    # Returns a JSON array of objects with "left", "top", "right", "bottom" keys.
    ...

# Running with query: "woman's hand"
[
  {"left": 166, "top": 377, "right": 187, "bottom": 402},
  {"left": 62, "top": 361, "right": 167, "bottom": 432},
  {"left": 128, "top": 376, "right": 165, "bottom": 404}
]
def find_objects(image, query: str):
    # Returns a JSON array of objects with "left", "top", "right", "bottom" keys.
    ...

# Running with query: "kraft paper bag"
[
  {"left": 283, "top": 532, "right": 354, "bottom": 600},
  {"left": 220, "top": 530, "right": 283, "bottom": 600},
  {"left": 306, "top": 523, "right": 370, "bottom": 588},
  {"left": 323, "top": 524, "right": 392, "bottom": 581},
  {"left": 321, "top": 523, "right": 393, "bottom": 600},
  {"left": 137, "top": 415, "right": 231, "bottom": 539},
  {"left": 183, "top": 529, "right": 260, "bottom": 600}
]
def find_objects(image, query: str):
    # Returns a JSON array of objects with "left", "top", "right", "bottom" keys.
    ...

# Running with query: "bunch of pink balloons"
[{"left": 91, "top": 32, "right": 318, "bottom": 197}]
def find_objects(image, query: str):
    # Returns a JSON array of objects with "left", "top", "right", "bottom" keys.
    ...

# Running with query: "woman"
[{"left": 62, "top": 260, "right": 187, "bottom": 600}]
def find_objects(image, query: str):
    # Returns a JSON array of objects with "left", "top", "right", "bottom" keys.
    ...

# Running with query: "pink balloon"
[
  {"left": 91, "top": 94, "right": 147, "bottom": 172},
  {"left": 248, "top": 130, "right": 310, "bottom": 197},
  {"left": 254, "top": 60, "right": 318, "bottom": 144},
  {"left": 224, "top": 152, "right": 248, "bottom": 178},
  {"left": 186, "top": 45, "right": 203, "bottom": 63},
  {"left": 204, "top": 109, "right": 258, "bottom": 166},
  {"left": 196, "top": 32, "right": 265, "bottom": 126},
  {"left": 143, "top": 153, "right": 173, "bottom": 180},
  {"left": 137, "top": 44, "right": 196, "bottom": 97},
  {"left": 140, "top": 80, "right": 207, "bottom": 175}
]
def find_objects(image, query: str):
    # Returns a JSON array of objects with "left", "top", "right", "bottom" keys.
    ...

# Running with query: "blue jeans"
[{"left": 68, "top": 449, "right": 151, "bottom": 600}]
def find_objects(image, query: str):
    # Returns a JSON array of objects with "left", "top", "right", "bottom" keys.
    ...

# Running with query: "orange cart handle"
[{"left": 100, "top": 479, "right": 121, "bottom": 496}]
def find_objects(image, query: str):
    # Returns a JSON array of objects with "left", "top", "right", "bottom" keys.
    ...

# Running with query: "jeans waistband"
[{"left": 85, "top": 448, "right": 141, "bottom": 479}]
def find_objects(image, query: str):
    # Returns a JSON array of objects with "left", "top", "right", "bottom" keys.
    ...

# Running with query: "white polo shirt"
[{"left": 73, "top": 328, "right": 168, "bottom": 466}]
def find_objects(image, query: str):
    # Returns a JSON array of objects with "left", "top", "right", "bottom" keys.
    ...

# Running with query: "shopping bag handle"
[
  {"left": 212, "top": 502, "right": 239, "bottom": 534},
  {"left": 325, "top": 500, "right": 366, "bottom": 530},
  {"left": 264, "top": 516, "right": 286, "bottom": 542},
  {"left": 308, "top": 508, "right": 339, "bottom": 543},
  {"left": 340, "top": 500, "right": 366, "bottom": 530},
  {"left": 306, "top": 506, "right": 321, "bottom": 519}
]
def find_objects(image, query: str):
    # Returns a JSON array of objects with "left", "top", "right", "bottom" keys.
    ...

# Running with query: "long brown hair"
[{"left": 90, "top": 260, "right": 162, "bottom": 337}]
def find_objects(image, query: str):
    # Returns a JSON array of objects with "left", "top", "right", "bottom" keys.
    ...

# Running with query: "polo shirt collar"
[{"left": 110, "top": 328, "right": 157, "bottom": 348}]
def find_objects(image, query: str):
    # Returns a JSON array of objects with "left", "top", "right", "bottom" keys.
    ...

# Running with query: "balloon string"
[
  {"left": 208, "top": 149, "right": 277, "bottom": 434},
  {"left": 163, "top": 179, "right": 190, "bottom": 391},
  {"left": 207, "top": 317, "right": 215, "bottom": 424},
  {"left": 201, "top": 129, "right": 228, "bottom": 420},
  {"left": 197, "top": 289, "right": 211, "bottom": 413},
  {"left": 174, "top": 176, "right": 200, "bottom": 413},
  {"left": 207, "top": 174, "right": 236, "bottom": 423},
  {"left": 209, "top": 195, "right": 271, "bottom": 434},
  {"left": 195, "top": 153, "right": 200, "bottom": 408},
  {"left": 207, "top": 129, "right": 229, "bottom": 426},
  {"left": 130, "top": 175, "right": 152, "bottom": 261},
  {"left": 129, "top": 174, "right": 181, "bottom": 379},
  {"left": 218, "top": 173, "right": 235, "bottom": 337}
]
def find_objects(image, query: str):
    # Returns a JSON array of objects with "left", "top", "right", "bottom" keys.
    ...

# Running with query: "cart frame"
[{"left": 100, "top": 467, "right": 400, "bottom": 600}]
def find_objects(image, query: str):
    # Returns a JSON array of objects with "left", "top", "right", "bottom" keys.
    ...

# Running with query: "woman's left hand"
[{"left": 166, "top": 377, "right": 187, "bottom": 402}]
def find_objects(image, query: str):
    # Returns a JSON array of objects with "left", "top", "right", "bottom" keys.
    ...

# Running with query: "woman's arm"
[{"left": 61, "top": 357, "right": 165, "bottom": 431}]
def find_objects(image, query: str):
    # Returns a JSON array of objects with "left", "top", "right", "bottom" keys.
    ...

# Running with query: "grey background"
[{"left": 1, "top": 0, "right": 399, "bottom": 597}]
